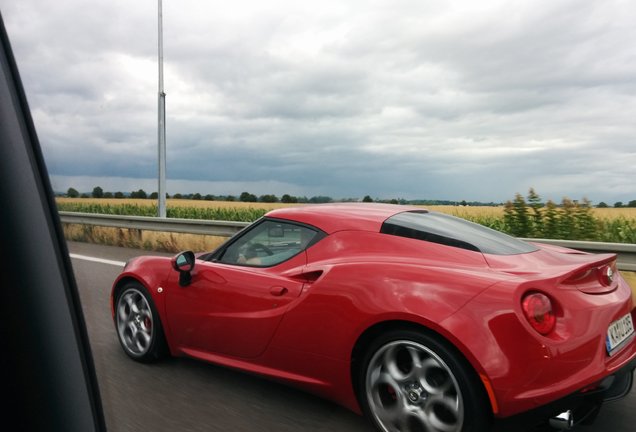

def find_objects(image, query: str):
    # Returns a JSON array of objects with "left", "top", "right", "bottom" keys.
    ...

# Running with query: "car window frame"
[
  {"left": 0, "top": 11, "right": 106, "bottom": 431},
  {"left": 206, "top": 217, "right": 326, "bottom": 267}
]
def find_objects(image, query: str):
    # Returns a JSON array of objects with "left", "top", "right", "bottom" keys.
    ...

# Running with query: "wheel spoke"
[
  {"left": 418, "top": 358, "right": 453, "bottom": 395},
  {"left": 136, "top": 328, "right": 151, "bottom": 351},
  {"left": 117, "top": 304, "right": 130, "bottom": 326},
  {"left": 369, "top": 369, "right": 407, "bottom": 425},
  {"left": 384, "top": 345, "right": 408, "bottom": 383},
  {"left": 126, "top": 294, "right": 139, "bottom": 314},
  {"left": 424, "top": 395, "right": 461, "bottom": 432},
  {"left": 398, "top": 406, "right": 431, "bottom": 432}
]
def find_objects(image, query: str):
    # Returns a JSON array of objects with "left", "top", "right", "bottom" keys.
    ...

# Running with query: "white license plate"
[{"left": 606, "top": 313, "right": 635, "bottom": 355}]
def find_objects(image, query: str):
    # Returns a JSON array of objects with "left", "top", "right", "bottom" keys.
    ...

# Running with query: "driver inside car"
[{"left": 237, "top": 227, "right": 315, "bottom": 266}]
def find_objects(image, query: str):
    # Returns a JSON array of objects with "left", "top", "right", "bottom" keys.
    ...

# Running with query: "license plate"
[{"left": 606, "top": 313, "right": 635, "bottom": 355}]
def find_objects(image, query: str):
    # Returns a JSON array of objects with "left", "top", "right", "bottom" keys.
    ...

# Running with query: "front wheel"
[
  {"left": 115, "top": 282, "right": 167, "bottom": 363},
  {"left": 360, "top": 330, "right": 491, "bottom": 432}
]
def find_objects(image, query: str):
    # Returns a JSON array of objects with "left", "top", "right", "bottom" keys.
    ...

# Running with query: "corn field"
[
  {"left": 57, "top": 201, "right": 267, "bottom": 222},
  {"left": 56, "top": 196, "right": 636, "bottom": 244}
]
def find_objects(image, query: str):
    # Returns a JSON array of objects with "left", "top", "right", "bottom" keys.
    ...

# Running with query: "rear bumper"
[{"left": 493, "top": 357, "right": 636, "bottom": 431}]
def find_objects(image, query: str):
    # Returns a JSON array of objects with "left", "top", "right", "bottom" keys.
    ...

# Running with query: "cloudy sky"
[{"left": 2, "top": 0, "right": 635, "bottom": 203}]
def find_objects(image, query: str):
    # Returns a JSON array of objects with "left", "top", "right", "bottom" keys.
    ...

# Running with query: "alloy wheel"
[
  {"left": 116, "top": 288, "right": 154, "bottom": 356},
  {"left": 365, "top": 340, "right": 464, "bottom": 432}
]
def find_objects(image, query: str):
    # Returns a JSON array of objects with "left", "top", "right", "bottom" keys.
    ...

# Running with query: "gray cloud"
[{"left": 2, "top": 0, "right": 635, "bottom": 202}]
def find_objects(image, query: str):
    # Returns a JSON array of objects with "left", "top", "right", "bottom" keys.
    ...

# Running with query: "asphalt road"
[{"left": 68, "top": 241, "right": 635, "bottom": 432}]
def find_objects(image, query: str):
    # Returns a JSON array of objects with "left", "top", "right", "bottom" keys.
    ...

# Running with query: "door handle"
[{"left": 270, "top": 286, "right": 288, "bottom": 296}]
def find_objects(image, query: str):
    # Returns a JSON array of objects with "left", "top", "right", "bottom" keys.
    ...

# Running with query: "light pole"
[{"left": 157, "top": 0, "right": 167, "bottom": 218}]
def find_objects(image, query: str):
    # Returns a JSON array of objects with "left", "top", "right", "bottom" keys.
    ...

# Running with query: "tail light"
[
  {"left": 522, "top": 292, "right": 556, "bottom": 335},
  {"left": 561, "top": 260, "right": 618, "bottom": 294},
  {"left": 600, "top": 262, "right": 616, "bottom": 286},
  {"left": 562, "top": 260, "right": 617, "bottom": 286}
]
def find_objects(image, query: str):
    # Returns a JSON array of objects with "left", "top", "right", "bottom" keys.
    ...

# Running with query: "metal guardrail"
[
  {"left": 520, "top": 238, "right": 636, "bottom": 272},
  {"left": 59, "top": 211, "right": 248, "bottom": 237},
  {"left": 59, "top": 212, "right": 636, "bottom": 271}
]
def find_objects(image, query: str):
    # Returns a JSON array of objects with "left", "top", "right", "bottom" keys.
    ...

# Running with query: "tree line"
[
  {"left": 64, "top": 186, "right": 636, "bottom": 209},
  {"left": 65, "top": 186, "right": 335, "bottom": 204},
  {"left": 64, "top": 187, "right": 399, "bottom": 204}
]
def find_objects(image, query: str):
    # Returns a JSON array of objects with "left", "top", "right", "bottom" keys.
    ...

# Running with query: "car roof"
[{"left": 265, "top": 203, "right": 425, "bottom": 234}]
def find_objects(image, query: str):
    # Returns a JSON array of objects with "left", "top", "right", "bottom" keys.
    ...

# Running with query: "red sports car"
[{"left": 111, "top": 203, "right": 636, "bottom": 431}]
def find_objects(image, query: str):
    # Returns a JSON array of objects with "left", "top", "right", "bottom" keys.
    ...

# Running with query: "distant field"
[
  {"left": 56, "top": 198, "right": 636, "bottom": 219},
  {"left": 426, "top": 205, "right": 636, "bottom": 220},
  {"left": 57, "top": 198, "right": 294, "bottom": 210}
]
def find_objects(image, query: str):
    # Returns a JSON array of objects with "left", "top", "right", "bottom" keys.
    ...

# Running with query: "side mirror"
[{"left": 171, "top": 251, "right": 195, "bottom": 286}]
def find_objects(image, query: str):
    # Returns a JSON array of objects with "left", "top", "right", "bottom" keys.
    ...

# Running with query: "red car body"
[{"left": 111, "top": 204, "right": 636, "bottom": 431}]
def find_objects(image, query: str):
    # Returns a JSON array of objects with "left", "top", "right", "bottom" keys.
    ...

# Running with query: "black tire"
[
  {"left": 114, "top": 282, "right": 168, "bottom": 363},
  {"left": 359, "top": 329, "right": 492, "bottom": 432}
]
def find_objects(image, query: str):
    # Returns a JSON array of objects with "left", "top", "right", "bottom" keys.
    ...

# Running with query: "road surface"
[{"left": 68, "top": 241, "right": 635, "bottom": 432}]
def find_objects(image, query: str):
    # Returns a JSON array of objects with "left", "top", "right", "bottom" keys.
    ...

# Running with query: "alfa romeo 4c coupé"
[{"left": 112, "top": 204, "right": 636, "bottom": 431}]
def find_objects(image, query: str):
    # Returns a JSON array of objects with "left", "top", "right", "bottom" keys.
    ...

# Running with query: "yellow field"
[
  {"left": 55, "top": 198, "right": 636, "bottom": 220},
  {"left": 428, "top": 205, "right": 636, "bottom": 220},
  {"left": 588, "top": 207, "right": 636, "bottom": 220},
  {"left": 56, "top": 197, "right": 295, "bottom": 210}
]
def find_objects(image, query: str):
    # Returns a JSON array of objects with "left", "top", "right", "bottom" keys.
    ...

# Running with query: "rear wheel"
[
  {"left": 360, "top": 330, "right": 491, "bottom": 432},
  {"left": 115, "top": 282, "right": 167, "bottom": 362}
]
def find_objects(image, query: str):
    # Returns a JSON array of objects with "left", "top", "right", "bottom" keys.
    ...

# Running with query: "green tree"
[
  {"left": 628, "top": 200, "right": 636, "bottom": 208},
  {"left": 114, "top": 192, "right": 125, "bottom": 199},
  {"left": 240, "top": 192, "right": 257, "bottom": 202},
  {"left": 309, "top": 196, "right": 333, "bottom": 203},
  {"left": 149, "top": 192, "right": 158, "bottom": 199},
  {"left": 130, "top": 189, "right": 147, "bottom": 199},
  {"left": 104, "top": 192, "right": 113, "bottom": 198},
  {"left": 281, "top": 194, "right": 297, "bottom": 203},
  {"left": 192, "top": 193, "right": 202, "bottom": 200},
  {"left": 259, "top": 194, "right": 278, "bottom": 203},
  {"left": 66, "top": 187, "right": 79, "bottom": 198},
  {"left": 363, "top": 195, "right": 373, "bottom": 202},
  {"left": 597, "top": 202, "right": 608, "bottom": 208},
  {"left": 614, "top": 202, "right": 624, "bottom": 208},
  {"left": 92, "top": 186, "right": 104, "bottom": 198}
]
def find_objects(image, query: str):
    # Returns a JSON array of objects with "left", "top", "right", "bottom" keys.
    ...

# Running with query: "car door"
[{"left": 165, "top": 220, "right": 319, "bottom": 359}]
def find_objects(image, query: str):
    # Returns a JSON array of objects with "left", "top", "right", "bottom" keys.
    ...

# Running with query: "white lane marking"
[{"left": 70, "top": 253, "right": 126, "bottom": 267}]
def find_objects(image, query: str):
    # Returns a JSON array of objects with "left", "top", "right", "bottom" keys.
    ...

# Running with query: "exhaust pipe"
[{"left": 549, "top": 410, "right": 574, "bottom": 430}]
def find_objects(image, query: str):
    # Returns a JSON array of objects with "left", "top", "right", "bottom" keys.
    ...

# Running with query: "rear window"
[{"left": 381, "top": 211, "right": 538, "bottom": 255}]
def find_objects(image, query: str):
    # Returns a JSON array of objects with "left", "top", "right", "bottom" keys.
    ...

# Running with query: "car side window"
[{"left": 219, "top": 220, "right": 318, "bottom": 267}]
